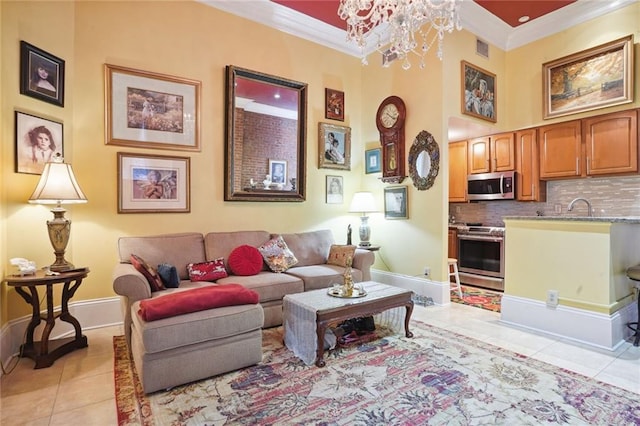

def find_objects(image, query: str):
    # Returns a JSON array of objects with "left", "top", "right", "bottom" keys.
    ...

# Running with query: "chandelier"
[{"left": 338, "top": 0, "right": 462, "bottom": 70}]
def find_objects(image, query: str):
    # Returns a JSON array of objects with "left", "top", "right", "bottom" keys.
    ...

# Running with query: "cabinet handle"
[
  {"left": 576, "top": 157, "right": 580, "bottom": 175},
  {"left": 494, "top": 158, "right": 497, "bottom": 169},
  {"left": 586, "top": 156, "right": 590, "bottom": 174}
]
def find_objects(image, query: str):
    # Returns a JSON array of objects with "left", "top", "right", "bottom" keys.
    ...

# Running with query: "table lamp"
[
  {"left": 349, "top": 191, "right": 377, "bottom": 247},
  {"left": 28, "top": 155, "right": 87, "bottom": 272}
]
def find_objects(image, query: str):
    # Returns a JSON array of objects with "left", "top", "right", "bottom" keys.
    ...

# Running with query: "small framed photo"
[
  {"left": 365, "top": 148, "right": 381, "bottom": 174},
  {"left": 542, "top": 35, "right": 634, "bottom": 119},
  {"left": 318, "top": 122, "right": 351, "bottom": 170},
  {"left": 105, "top": 64, "right": 201, "bottom": 151},
  {"left": 20, "top": 41, "right": 65, "bottom": 107},
  {"left": 15, "top": 111, "right": 63, "bottom": 175},
  {"left": 325, "top": 88, "right": 344, "bottom": 121},
  {"left": 384, "top": 186, "right": 408, "bottom": 220},
  {"left": 268, "top": 159, "right": 287, "bottom": 184},
  {"left": 326, "top": 175, "right": 344, "bottom": 204},
  {"left": 117, "top": 152, "right": 190, "bottom": 213},
  {"left": 461, "top": 60, "right": 496, "bottom": 123}
]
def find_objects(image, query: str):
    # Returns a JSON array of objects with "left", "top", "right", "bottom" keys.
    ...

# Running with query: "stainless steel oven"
[{"left": 457, "top": 225, "right": 505, "bottom": 291}]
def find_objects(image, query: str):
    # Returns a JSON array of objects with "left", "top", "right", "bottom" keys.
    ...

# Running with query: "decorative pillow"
[
  {"left": 157, "top": 263, "right": 180, "bottom": 288},
  {"left": 228, "top": 245, "right": 264, "bottom": 276},
  {"left": 327, "top": 245, "right": 357, "bottom": 267},
  {"left": 258, "top": 235, "right": 298, "bottom": 273},
  {"left": 187, "top": 258, "right": 228, "bottom": 282},
  {"left": 130, "top": 254, "right": 165, "bottom": 292}
]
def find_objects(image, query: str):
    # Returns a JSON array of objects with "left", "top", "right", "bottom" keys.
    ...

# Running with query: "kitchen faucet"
[{"left": 568, "top": 197, "right": 593, "bottom": 217}]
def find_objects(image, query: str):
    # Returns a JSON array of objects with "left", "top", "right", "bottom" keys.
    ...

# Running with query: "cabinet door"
[
  {"left": 467, "top": 136, "right": 490, "bottom": 174},
  {"left": 539, "top": 120, "right": 582, "bottom": 179},
  {"left": 449, "top": 141, "right": 468, "bottom": 202},
  {"left": 491, "top": 132, "right": 516, "bottom": 172},
  {"left": 516, "top": 128, "right": 546, "bottom": 201},
  {"left": 583, "top": 109, "right": 638, "bottom": 176},
  {"left": 448, "top": 228, "right": 458, "bottom": 259}
]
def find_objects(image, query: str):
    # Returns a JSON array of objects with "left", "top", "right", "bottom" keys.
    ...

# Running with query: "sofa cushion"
[
  {"left": 285, "top": 264, "right": 364, "bottom": 291},
  {"left": 157, "top": 263, "right": 180, "bottom": 288},
  {"left": 187, "top": 258, "right": 228, "bottom": 282},
  {"left": 131, "top": 254, "right": 165, "bottom": 292},
  {"left": 204, "top": 231, "right": 271, "bottom": 271},
  {"left": 217, "top": 272, "right": 303, "bottom": 303},
  {"left": 258, "top": 235, "right": 298, "bottom": 273},
  {"left": 138, "top": 284, "right": 259, "bottom": 321},
  {"left": 279, "top": 230, "right": 334, "bottom": 267},
  {"left": 228, "top": 245, "right": 264, "bottom": 276},
  {"left": 327, "top": 245, "right": 356, "bottom": 267}
]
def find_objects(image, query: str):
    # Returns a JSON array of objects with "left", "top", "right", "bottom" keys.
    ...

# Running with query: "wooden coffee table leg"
[
  {"left": 315, "top": 321, "right": 327, "bottom": 367},
  {"left": 405, "top": 302, "right": 414, "bottom": 338}
]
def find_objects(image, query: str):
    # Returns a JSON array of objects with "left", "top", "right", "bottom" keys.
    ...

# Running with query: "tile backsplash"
[{"left": 449, "top": 175, "right": 640, "bottom": 227}]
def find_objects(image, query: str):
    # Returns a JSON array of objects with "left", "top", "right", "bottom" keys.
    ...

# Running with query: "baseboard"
[
  {"left": 371, "top": 269, "right": 452, "bottom": 305},
  {"left": 500, "top": 294, "right": 637, "bottom": 351},
  {"left": 1, "top": 296, "right": 123, "bottom": 373}
]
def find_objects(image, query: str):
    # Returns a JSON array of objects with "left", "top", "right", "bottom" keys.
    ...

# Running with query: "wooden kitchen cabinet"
[
  {"left": 448, "top": 227, "right": 458, "bottom": 259},
  {"left": 516, "top": 128, "right": 546, "bottom": 201},
  {"left": 539, "top": 109, "right": 638, "bottom": 179},
  {"left": 468, "top": 132, "right": 515, "bottom": 174},
  {"left": 448, "top": 140, "right": 468, "bottom": 202}
]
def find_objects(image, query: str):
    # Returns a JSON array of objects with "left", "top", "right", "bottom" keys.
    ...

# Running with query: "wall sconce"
[
  {"left": 349, "top": 191, "right": 377, "bottom": 247},
  {"left": 28, "top": 155, "right": 87, "bottom": 272}
]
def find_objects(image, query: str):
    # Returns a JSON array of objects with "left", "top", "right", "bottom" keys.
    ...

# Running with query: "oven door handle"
[{"left": 457, "top": 235, "right": 503, "bottom": 242}]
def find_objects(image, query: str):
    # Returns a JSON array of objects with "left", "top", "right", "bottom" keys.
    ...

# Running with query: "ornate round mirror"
[{"left": 408, "top": 130, "right": 440, "bottom": 191}]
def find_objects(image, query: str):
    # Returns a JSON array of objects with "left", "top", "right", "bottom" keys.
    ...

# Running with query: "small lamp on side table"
[
  {"left": 28, "top": 155, "right": 88, "bottom": 272},
  {"left": 349, "top": 191, "right": 377, "bottom": 248}
]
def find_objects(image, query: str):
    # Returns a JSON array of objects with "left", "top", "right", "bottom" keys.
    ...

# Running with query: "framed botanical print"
[
  {"left": 318, "top": 122, "right": 351, "bottom": 170},
  {"left": 15, "top": 111, "right": 63, "bottom": 175},
  {"left": 325, "top": 88, "right": 344, "bottom": 121},
  {"left": 384, "top": 186, "right": 408, "bottom": 219},
  {"left": 20, "top": 41, "right": 65, "bottom": 107},
  {"left": 117, "top": 152, "right": 190, "bottom": 213},
  {"left": 365, "top": 148, "right": 381, "bottom": 174},
  {"left": 461, "top": 61, "right": 496, "bottom": 123}
]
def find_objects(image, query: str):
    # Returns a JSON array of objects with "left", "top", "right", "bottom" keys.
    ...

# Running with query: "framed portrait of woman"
[
  {"left": 326, "top": 175, "right": 344, "bottom": 204},
  {"left": 19, "top": 41, "right": 65, "bottom": 107},
  {"left": 15, "top": 111, "right": 64, "bottom": 175}
]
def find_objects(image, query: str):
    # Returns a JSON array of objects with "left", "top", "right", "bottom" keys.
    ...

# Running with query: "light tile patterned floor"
[{"left": 1, "top": 304, "right": 638, "bottom": 425}]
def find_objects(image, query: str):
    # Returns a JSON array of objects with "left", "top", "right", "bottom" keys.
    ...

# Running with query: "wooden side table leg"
[
  {"left": 404, "top": 302, "right": 414, "bottom": 338},
  {"left": 39, "top": 284, "right": 56, "bottom": 356},
  {"left": 61, "top": 279, "right": 86, "bottom": 343},
  {"left": 14, "top": 286, "right": 40, "bottom": 347}
]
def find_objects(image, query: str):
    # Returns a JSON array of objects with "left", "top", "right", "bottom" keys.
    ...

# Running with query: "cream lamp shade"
[
  {"left": 29, "top": 156, "right": 87, "bottom": 272},
  {"left": 349, "top": 192, "right": 377, "bottom": 247}
]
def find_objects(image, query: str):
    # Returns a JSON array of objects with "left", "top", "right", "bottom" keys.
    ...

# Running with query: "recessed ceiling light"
[{"left": 518, "top": 15, "right": 530, "bottom": 23}]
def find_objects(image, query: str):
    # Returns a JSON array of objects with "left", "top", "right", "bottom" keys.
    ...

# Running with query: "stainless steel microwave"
[{"left": 467, "top": 171, "right": 515, "bottom": 201}]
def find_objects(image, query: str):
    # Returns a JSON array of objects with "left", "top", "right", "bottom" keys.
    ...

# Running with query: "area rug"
[
  {"left": 114, "top": 321, "right": 640, "bottom": 425},
  {"left": 451, "top": 284, "right": 502, "bottom": 312}
]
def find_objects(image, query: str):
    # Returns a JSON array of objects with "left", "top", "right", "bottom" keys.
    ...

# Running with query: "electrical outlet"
[
  {"left": 554, "top": 204, "right": 562, "bottom": 214},
  {"left": 546, "top": 290, "right": 559, "bottom": 307},
  {"left": 455, "top": 206, "right": 461, "bottom": 213},
  {"left": 423, "top": 266, "right": 431, "bottom": 277}
]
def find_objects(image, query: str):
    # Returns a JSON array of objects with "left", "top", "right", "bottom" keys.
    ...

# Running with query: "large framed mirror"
[{"left": 224, "top": 65, "right": 307, "bottom": 201}]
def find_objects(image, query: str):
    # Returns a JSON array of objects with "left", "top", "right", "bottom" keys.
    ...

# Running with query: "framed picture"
[
  {"left": 105, "top": 64, "right": 201, "bottom": 151},
  {"left": 15, "top": 111, "right": 63, "bottom": 175},
  {"left": 20, "top": 41, "right": 65, "bottom": 107},
  {"left": 542, "top": 35, "right": 634, "bottom": 119},
  {"left": 461, "top": 60, "right": 496, "bottom": 123},
  {"left": 365, "top": 148, "right": 381, "bottom": 174},
  {"left": 325, "top": 88, "right": 344, "bottom": 121},
  {"left": 384, "top": 186, "right": 408, "bottom": 220},
  {"left": 117, "top": 152, "right": 190, "bottom": 213},
  {"left": 325, "top": 175, "right": 344, "bottom": 204},
  {"left": 268, "top": 159, "right": 287, "bottom": 184},
  {"left": 318, "top": 122, "right": 351, "bottom": 170}
]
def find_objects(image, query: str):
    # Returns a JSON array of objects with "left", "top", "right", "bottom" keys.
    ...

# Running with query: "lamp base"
[
  {"left": 358, "top": 242, "right": 371, "bottom": 248},
  {"left": 47, "top": 207, "right": 74, "bottom": 273},
  {"left": 50, "top": 260, "right": 75, "bottom": 273}
]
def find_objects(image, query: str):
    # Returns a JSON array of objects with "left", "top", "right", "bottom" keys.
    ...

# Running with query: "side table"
[{"left": 3, "top": 268, "right": 90, "bottom": 368}]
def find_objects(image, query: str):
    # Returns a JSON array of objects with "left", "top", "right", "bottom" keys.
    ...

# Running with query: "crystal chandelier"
[{"left": 338, "top": 0, "right": 462, "bottom": 70}]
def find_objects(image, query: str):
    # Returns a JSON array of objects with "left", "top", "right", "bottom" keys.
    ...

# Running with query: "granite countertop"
[{"left": 503, "top": 216, "right": 640, "bottom": 224}]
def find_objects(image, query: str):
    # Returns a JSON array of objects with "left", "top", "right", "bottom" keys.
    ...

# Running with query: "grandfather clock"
[{"left": 376, "top": 96, "right": 406, "bottom": 183}]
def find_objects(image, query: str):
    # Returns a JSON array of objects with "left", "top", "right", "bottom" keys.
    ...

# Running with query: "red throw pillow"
[
  {"left": 228, "top": 245, "right": 263, "bottom": 276},
  {"left": 130, "top": 254, "right": 165, "bottom": 292},
  {"left": 187, "top": 258, "right": 228, "bottom": 282}
]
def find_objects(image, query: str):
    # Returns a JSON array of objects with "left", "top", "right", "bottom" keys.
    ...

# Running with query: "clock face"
[{"left": 380, "top": 104, "right": 400, "bottom": 128}]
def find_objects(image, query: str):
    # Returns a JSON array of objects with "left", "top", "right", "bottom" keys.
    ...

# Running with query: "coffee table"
[{"left": 283, "top": 281, "right": 414, "bottom": 367}]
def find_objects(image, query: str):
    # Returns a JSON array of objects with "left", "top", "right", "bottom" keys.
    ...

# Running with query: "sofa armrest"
[
  {"left": 352, "top": 249, "right": 375, "bottom": 281},
  {"left": 112, "top": 263, "right": 152, "bottom": 303}
]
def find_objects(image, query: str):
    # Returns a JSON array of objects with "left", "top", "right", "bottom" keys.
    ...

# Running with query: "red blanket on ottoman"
[{"left": 138, "top": 284, "right": 259, "bottom": 321}]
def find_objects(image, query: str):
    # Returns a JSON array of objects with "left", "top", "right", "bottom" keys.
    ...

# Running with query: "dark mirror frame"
[
  {"left": 408, "top": 130, "right": 440, "bottom": 191},
  {"left": 224, "top": 65, "right": 307, "bottom": 202}
]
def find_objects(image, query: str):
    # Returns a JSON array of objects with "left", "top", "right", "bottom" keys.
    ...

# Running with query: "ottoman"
[{"left": 130, "top": 301, "right": 264, "bottom": 394}]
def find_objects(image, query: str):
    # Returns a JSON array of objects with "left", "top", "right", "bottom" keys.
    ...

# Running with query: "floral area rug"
[
  {"left": 451, "top": 284, "right": 502, "bottom": 312},
  {"left": 114, "top": 321, "right": 640, "bottom": 425}
]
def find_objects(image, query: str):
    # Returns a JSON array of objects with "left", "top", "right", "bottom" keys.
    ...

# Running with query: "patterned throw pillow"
[
  {"left": 327, "top": 245, "right": 357, "bottom": 267},
  {"left": 258, "top": 235, "right": 298, "bottom": 273},
  {"left": 130, "top": 254, "right": 165, "bottom": 292},
  {"left": 228, "top": 245, "right": 264, "bottom": 276},
  {"left": 187, "top": 258, "right": 228, "bottom": 282},
  {"left": 157, "top": 263, "right": 180, "bottom": 288}
]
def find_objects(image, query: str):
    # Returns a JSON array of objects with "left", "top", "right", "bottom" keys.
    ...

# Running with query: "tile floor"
[{"left": 1, "top": 303, "right": 638, "bottom": 425}]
